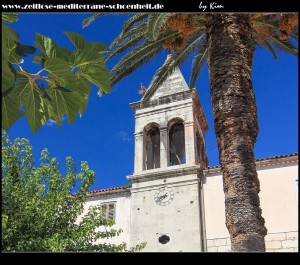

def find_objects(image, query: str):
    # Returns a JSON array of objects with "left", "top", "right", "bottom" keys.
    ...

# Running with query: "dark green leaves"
[
  {"left": 15, "top": 42, "right": 36, "bottom": 57},
  {"left": 2, "top": 20, "right": 111, "bottom": 133}
]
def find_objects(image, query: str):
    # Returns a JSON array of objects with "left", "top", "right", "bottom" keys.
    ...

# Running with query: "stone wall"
[
  {"left": 265, "top": 231, "right": 298, "bottom": 252},
  {"left": 206, "top": 231, "right": 298, "bottom": 252},
  {"left": 206, "top": 237, "right": 231, "bottom": 252}
]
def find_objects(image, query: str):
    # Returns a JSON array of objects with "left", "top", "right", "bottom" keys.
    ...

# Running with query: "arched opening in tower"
[
  {"left": 144, "top": 125, "right": 160, "bottom": 170},
  {"left": 169, "top": 121, "right": 185, "bottom": 166}
]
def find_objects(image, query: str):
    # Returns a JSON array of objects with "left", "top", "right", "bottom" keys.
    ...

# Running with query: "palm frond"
[
  {"left": 263, "top": 41, "right": 278, "bottom": 60},
  {"left": 142, "top": 33, "right": 206, "bottom": 102},
  {"left": 193, "top": 14, "right": 208, "bottom": 26},
  {"left": 270, "top": 36, "right": 298, "bottom": 55},
  {"left": 252, "top": 15, "right": 298, "bottom": 57},
  {"left": 82, "top": 13, "right": 105, "bottom": 28},
  {"left": 252, "top": 15, "right": 298, "bottom": 40},
  {"left": 146, "top": 14, "right": 172, "bottom": 41},
  {"left": 109, "top": 22, "right": 147, "bottom": 50},
  {"left": 122, "top": 13, "right": 148, "bottom": 34},
  {"left": 190, "top": 42, "right": 208, "bottom": 88},
  {"left": 106, "top": 29, "right": 147, "bottom": 62},
  {"left": 110, "top": 31, "right": 180, "bottom": 79},
  {"left": 110, "top": 45, "right": 162, "bottom": 86},
  {"left": 252, "top": 17, "right": 279, "bottom": 31},
  {"left": 252, "top": 14, "right": 278, "bottom": 24},
  {"left": 109, "top": 14, "right": 148, "bottom": 50},
  {"left": 291, "top": 26, "right": 298, "bottom": 40}
]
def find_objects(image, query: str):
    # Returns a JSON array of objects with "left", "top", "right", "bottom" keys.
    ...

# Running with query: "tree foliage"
[
  {"left": 2, "top": 13, "right": 111, "bottom": 133},
  {"left": 1, "top": 131, "right": 145, "bottom": 252}
]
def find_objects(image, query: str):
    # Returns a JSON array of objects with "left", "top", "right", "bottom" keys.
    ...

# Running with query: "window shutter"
[
  {"left": 108, "top": 203, "right": 115, "bottom": 220},
  {"left": 101, "top": 204, "right": 107, "bottom": 218},
  {"left": 100, "top": 202, "right": 116, "bottom": 221}
]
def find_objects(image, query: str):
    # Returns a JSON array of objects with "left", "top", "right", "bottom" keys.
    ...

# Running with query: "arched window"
[
  {"left": 144, "top": 124, "right": 160, "bottom": 170},
  {"left": 168, "top": 119, "right": 185, "bottom": 166}
]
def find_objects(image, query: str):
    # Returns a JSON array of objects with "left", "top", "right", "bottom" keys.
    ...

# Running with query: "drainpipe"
[{"left": 199, "top": 170, "right": 207, "bottom": 252}]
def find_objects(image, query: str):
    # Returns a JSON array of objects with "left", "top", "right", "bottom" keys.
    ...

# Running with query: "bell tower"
[{"left": 127, "top": 67, "right": 209, "bottom": 252}]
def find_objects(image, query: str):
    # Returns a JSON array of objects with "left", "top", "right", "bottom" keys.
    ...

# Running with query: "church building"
[{"left": 83, "top": 68, "right": 298, "bottom": 252}]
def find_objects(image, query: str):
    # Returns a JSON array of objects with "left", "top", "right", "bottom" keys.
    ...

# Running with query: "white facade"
[
  {"left": 84, "top": 69, "right": 298, "bottom": 252},
  {"left": 203, "top": 155, "right": 298, "bottom": 252}
]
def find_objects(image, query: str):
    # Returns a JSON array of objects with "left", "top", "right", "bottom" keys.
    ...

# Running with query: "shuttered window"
[{"left": 101, "top": 202, "right": 116, "bottom": 221}]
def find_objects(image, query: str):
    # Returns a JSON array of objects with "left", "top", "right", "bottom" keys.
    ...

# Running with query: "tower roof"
[{"left": 142, "top": 67, "right": 190, "bottom": 102}]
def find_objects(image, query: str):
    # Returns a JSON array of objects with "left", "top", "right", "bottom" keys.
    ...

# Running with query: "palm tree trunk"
[{"left": 206, "top": 14, "right": 267, "bottom": 252}]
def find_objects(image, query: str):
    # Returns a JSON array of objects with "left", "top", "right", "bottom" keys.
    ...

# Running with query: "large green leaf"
[
  {"left": 2, "top": 24, "right": 18, "bottom": 42},
  {"left": 2, "top": 24, "right": 18, "bottom": 93},
  {"left": 14, "top": 78, "right": 47, "bottom": 133},
  {"left": 35, "top": 47, "right": 73, "bottom": 64},
  {"left": 73, "top": 48, "right": 104, "bottom": 67},
  {"left": 2, "top": 24, "right": 35, "bottom": 65},
  {"left": 46, "top": 86, "right": 80, "bottom": 125},
  {"left": 71, "top": 48, "right": 110, "bottom": 93},
  {"left": 73, "top": 77, "right": 91, "bottom": 115},
  {"left": 60, "top": 90, "right": 80, "bottom": 124},
  {"left": 43, "top": 57, "right": 94, "bottom": 122},
  {"left": 2, "top": 24, "right": 22, "bottom": 64},
  {"left": 8, "top": 49, "right": 22, "bottom": 64},
  {"left": 2, "top": 13, "right": 18, "bottom": 23},
  {"left": 55, "top": 47, "right": 73, "bottom": 63},
  {"left": 89, "top": 42, "right": 110, "bottom": 53},
  {"left": 2, "top": 92, "right": 24, "bottom": 131},
  {"left": 64, "top": 32, "right": 88, "bottom": 50},
  {"left": 35, "top": 33, "right": 58, "bottom": 58},
  {"left": 32, "top": 53, "right": 46, "bottom": 65},
  {"left": 44, "top": 57, "right": 76, "bottom": 87},
  {"left": 2, "top": 61, "right": 15, "bottom": 94},
  {"left": 80, "top": 64, "right": 111, "bottom": 93}
]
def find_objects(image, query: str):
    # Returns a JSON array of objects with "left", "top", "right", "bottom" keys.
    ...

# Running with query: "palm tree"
[{"left": 85, "top": 13, "right": 298, "bottom": 252}]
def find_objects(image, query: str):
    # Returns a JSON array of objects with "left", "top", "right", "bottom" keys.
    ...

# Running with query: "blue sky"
[{"left": 6, "top": 13, "right": 298, "bottom": 191}]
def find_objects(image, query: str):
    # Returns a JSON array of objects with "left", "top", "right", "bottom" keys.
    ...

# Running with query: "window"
[
  {"left": 169, "top": 119, "right": 185, "bottom": 166},
  {"left": 101, "top": 202, "right": 116, "bottom": 221},
  {"left": 144, "top": 124, "right": 160, "bottom": 170}
]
